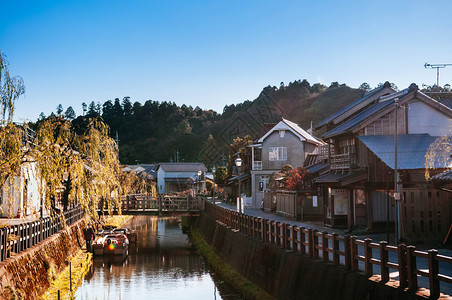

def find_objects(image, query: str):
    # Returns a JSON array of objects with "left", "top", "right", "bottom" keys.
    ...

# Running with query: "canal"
[{"left": 75, "top": 216, "right": 241, "bottom": 299}]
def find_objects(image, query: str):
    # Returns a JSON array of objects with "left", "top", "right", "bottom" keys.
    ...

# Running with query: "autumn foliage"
[{"left": 285, "top": 167, "right": 312, "bottom": 190}]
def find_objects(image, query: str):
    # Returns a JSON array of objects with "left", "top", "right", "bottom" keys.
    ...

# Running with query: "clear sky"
[{"left": 2, "top": 0, "right": 452, "bottom": 122}]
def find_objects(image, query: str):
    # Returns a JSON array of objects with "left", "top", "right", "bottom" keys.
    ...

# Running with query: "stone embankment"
[
  {"left": 193, "top": 212, "right": 427, "bottom": 300},
  {"left": 0, "top": 219, "right": 86, "bottom": 300}
]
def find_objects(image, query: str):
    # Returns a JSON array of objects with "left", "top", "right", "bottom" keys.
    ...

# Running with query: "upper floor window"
[
  {"left": 269, "top": 147, "right": 287, "bottom": 161},
  {"left": 279, "top": 130, "right": 286, "bottom": 138},
  {"left": 338, "top": 138, "right": 356, "bottom": 155}
]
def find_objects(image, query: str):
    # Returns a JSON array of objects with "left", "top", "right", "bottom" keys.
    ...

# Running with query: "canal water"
[{"left": 75, "top": 216, "right": 241, "bottom": 300}]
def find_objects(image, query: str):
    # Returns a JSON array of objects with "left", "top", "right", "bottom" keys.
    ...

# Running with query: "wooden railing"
[
  {"left": 204, "top": 203, "right": 452, "bottom": 299},
  {"left": 119, "top": 194, "right": 204, "bottom": 212},
  {"left": 0, "top": 206, "right": 84, "bottom": 263},
  {"left": 330, "top": 153, "right": 353, "bottom": 171}
]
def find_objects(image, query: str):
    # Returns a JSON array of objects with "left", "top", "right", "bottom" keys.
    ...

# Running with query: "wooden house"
[
  {"left": 314, "top": 83, "right": 452, "bottom": 241},
  {"left": 156, "top": 163, "right": 207, "bottom": 194}
]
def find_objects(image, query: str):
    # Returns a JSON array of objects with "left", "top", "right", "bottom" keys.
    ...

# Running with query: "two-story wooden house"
[
  {"left": 248, "top": 118, "right": 324, "bottom": 208},
  {"left": 314, "top": 83, "right": 452, "bottom": 241}
]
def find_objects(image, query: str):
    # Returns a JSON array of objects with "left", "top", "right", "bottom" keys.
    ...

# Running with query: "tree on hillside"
[
  {"left": 87, "top": 101, "right": 99, "bottom": 117},
  {"left": 82, "top": 102, "right": 87, "bottom": 116},
  {"left": 56, "top": 104, "right": 63, "bottom": 116},
  {"left": 359, "top": 82, "right": 371, "bottom": 91},
  {"left": 122, "top": 96, "right": 132, "bottom": 115},
  {"left": 65, "top": 106, "right": 76, "bottom": 120}
]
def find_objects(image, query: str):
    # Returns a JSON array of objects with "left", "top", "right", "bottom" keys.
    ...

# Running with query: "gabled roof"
[
  {"left": 314, "top": 82, "right": 396, "bottom": 129},
  {"left": 257, "top": 118, "right": 323, "bottom": 145},
  {"left": 157, "top": 162, "right": 207, "bottom": 172},
  {"left": 358, "top": 134, "right": 444, "bottom": 170},
  {"left": 322, "top": 84, "right": 452, "bottom": 139}
]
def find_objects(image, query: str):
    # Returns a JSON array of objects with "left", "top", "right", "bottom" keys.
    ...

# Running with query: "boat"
[{"left": 92, "top": 233, "right": 129, "bottom": 256}]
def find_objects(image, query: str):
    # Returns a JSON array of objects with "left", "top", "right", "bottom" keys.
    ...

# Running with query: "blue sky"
[{"left": 2, "top": 0, "right": 452, "bottom": 122}]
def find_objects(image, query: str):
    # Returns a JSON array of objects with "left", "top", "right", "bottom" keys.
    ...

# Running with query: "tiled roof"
[
  {"left": 314, "top": 82, "right": 392, "bottom": 129},
  {"left": 258, "top": 118, "right": 323, "bottom": 145},
  {"left": 323, "top": 89, "right": 410, "bottom": 139},
  {"left": 158, "top": 163, "right": 207, "bottom": 172},
  {"left": 358, "top": 134, "right": 443, "bottom": 170}
]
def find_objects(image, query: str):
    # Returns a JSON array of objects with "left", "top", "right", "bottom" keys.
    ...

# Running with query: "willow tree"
[
  {"left": 425, "top": 136, "right": 452, "bottom": 179},
  {"left": 0, "top": 51, "right": 27, "bottom": 217},
  {"left": 34, "top": 117, "right": 125, "bottom": 220}
]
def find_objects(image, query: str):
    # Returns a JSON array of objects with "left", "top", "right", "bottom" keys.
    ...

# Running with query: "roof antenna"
[{"left": 424, "top": 63, "right": 452, "bottom": 88}]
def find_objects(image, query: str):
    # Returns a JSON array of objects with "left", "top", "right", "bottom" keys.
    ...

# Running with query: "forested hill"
[{"left": 47, "top": 80, "right": 365, "bottom": 165}]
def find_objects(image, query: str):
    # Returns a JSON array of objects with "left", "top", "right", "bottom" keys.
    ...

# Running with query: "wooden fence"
[
  {"left": 205, "top": 203, "right": 452, "bottom": 299},
  {"left": 0, "top": 206, "right": 84, "bottom": 263}
]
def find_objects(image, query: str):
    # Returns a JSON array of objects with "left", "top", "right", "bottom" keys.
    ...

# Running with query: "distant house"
[
  {"left": 1, "top": 161, "right": 44, "bottom": 218},
  {"left": 248, "top": 118, "right": 324, "bottom": 209},
  {"left": 314, "top": 83, "right": 452, "bottom": 240},
  {"left": 156, "top": 163, "right": 207, "bottom": 194}
]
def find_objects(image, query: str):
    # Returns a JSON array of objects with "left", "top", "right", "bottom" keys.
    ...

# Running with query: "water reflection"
[{"left": 75, "top": 216, "right": 240, "bottom": 300}]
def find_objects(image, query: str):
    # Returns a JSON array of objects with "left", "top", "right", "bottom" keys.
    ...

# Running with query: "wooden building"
[{"left": 313, "top": 83, "right": 452, "bottom": 241}]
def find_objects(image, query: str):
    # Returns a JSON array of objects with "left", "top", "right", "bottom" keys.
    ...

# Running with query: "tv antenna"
[{"left": 424, "top": 63, "right": 452, "bottom": 87}]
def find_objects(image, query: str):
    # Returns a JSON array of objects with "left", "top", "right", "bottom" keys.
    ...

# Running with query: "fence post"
[
  {"left": 332, "top": 233, "right": 339, "bottom": 265},
  {"left": 282, "top": 223, "right": 288, "bottom": 250},
  {"left": 263, "top": 219, "right": 268, "bottom": 243},
  {"left": 270, "top": 221, "right": 275, "bottom": 245},
  {"left": 344, "top": 235, "right": 351, "bottom": 269},
  {"left": 276, "top": 222, "right": 281, "bottom": 247},
  {"left": 406, "top": 246, "right": 418, "bottom": 291},
  {"left": 322, "top": 232, "right": 329, "bottom": 262},
  {"left": 291, "top": 225, "right": 298, "bottom": 252},
  {"left": 379, "top": 241, "right": 389, "bottom": 283},
  {"left": 398, "top": 244, "right": 408, "bottom": 289},
  {"left": 300, "top": 227, "right": 306, "bottom": 255},
  {"left": 307, "top": 228, "right": 313, "bottom": 257},
  {"left": 364, "top": 238, "right": 373, "bottom": 276},
  {"left": 351, "top": 236, "right": 358, "bottom": 271},
  {"left": 428, "top": 249, "right": 440, "bottom": 299}
]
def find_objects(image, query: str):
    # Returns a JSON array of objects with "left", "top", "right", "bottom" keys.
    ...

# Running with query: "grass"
[
  {"left": 41, "top": 250, "right": 93, "bottom": 300},
  {"left": 190, "top": 229, "right": 274, "bottom": 300}
]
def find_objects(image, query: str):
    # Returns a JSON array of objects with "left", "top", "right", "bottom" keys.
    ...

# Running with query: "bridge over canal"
[{"left": 100, "top": 194, "right": 205, "bottom": 216}]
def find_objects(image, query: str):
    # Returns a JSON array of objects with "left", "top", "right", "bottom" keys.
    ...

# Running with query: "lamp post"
[
  {"left": 235, "top": 157, "right": 242, "bottom": 213},
  {"left": 212, "top": 167, "right": 216, "bottom": 204},
  {"left": 197, "top": 170, "right": 202, "bottom": 194}
]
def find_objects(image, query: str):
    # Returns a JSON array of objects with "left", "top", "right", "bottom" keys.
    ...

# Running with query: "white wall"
[{"left": 408, "top": 101, "right": 452, "bottom": 136}]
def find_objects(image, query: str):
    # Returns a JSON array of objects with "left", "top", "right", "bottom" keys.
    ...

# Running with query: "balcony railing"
[
  {"left": 330, "top": 153, "right": 356, "bottom": 171},
  {"left": 253, "top": 161, "right": 263, "bottom": 170}
]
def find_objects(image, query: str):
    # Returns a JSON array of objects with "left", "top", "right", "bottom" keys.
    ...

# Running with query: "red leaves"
[{"left": 285, "top": 167, "right": 311, "bottom": 190}]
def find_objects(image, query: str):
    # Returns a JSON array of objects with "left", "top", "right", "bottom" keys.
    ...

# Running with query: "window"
[
  {"left": 269, "top": 147, "right": 287, "bottom": 161},
  {"left": 279, "top": 130, "right": 285, "bottom": 138}
]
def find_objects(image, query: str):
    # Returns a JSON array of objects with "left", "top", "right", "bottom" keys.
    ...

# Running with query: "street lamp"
[
  {"left": 212, "top": 167, "right": 216, "bottom": 204},
  {"left": 235, "top": 157, "right": 242, "bottom": 213},
  {"left": 197, "top": 170, "right": 202, "bottom": 194}
]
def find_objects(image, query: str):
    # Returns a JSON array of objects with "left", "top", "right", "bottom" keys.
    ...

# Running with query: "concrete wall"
[{"left": 194, "top": 212, "right": 424, "bottom": 300}]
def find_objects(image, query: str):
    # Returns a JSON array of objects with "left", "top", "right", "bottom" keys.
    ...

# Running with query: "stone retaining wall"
[
  {"left": 194, "top": 212, "right": 425, "bottom": 300},
  {"left": 0, "top": 219, "right": 86, "bottom": 300}
]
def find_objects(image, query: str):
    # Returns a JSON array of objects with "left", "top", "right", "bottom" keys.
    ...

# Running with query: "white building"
[{"left": 156, "top": 163, "right": 207, "bottom": 194}]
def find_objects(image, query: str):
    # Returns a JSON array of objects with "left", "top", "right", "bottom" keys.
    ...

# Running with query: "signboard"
[
  {"left": 332, "top": 189, "right": 349, "bottom": 215},
  {"left": 354, "top": 189, "right": 366, "bottom": 205}
]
